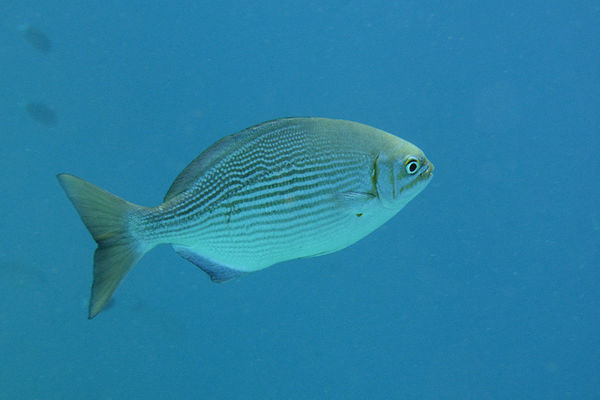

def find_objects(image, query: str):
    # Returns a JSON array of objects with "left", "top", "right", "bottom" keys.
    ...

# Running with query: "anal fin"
[{"left": 173, "top": 246, "right": 244, "bottom": 282}]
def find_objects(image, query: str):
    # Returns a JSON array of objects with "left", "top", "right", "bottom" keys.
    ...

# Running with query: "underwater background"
[{"left": 1, "top": 1, "right": 598, "bottom": 399}]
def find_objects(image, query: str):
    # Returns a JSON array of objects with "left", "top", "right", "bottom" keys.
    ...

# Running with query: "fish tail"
[{"left": 57, "top": 173, "right": 149, "bottom": 319}]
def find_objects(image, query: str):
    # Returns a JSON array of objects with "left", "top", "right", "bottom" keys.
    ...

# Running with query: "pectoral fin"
[{"left": 335, "top": 191, "right": 376, "bottom": 213}]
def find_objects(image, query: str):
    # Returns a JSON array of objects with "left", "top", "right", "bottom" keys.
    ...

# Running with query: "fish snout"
[{"left": 421, "top": 160, "right": 434, "bottom": 177}]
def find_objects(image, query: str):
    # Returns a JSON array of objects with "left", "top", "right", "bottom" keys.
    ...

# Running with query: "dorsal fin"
[
  {"left": 163, "top": 118, "right": 305, "bottom": 202},
  {"left": 163, "top": 133, "right": 242, "bottom": 201}
]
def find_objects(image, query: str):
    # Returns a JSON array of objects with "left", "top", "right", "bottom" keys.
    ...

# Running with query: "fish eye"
[{"left": 405, "top": 158, "right": 420, "bottom": 175}]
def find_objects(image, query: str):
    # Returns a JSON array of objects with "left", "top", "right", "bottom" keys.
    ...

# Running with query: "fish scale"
[{"left": 57, "top": 117, "right": 434, "bottom": 318}]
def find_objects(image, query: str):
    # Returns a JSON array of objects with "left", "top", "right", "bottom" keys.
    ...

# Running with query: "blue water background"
[{"left": 1, "top": 1, "right": 598, "bottom": 399}]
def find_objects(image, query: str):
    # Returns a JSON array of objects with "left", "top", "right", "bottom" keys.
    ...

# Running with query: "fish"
[{"left": 57, "top": 117, "right": 434, "bottom": 318}]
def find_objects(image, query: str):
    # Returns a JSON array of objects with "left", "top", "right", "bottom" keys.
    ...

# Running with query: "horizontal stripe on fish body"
[
  {"left": 137, "top": 153, "right": 371, "bottom": 240},
  {"left": 173, "top": 142, "right": 367, "bottom": 216}
]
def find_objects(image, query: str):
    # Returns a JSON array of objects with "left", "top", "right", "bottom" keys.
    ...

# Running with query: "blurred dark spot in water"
[
  {"left": 25, "top": 102, "right": 57, "bottom": 126},
  {"left": 19, "top": 24, "right": 52, "bottom": 52}
]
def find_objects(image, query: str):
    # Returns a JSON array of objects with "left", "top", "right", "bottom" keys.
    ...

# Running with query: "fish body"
[{"left": 58, "top": 117, "right": 433, "bottom": 318}]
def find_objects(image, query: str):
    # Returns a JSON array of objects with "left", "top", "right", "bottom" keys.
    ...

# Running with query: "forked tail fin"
[{"left": 57, "top": 174, "right": 149, "bottom": 319}]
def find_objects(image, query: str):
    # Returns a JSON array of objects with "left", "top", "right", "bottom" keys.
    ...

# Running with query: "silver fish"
[{"left": 58, "top": 117, "right": 434, "bottom": 318}]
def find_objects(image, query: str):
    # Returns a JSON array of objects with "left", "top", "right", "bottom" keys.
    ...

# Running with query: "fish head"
[{"left": 375, "top": 140, "right": 434, "bottom": 210}]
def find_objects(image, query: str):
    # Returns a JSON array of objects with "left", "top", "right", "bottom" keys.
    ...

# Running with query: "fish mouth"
[
  {"left": 419, "top": 160, "right": 434, "bottom": 179},
  {"left": 410, "top": 161, "right": 434, "bottom": 188}
]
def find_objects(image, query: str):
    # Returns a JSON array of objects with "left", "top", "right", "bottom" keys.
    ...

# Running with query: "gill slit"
[{"left": 372, "top": 153, "right": 381, "bottom": 200}]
